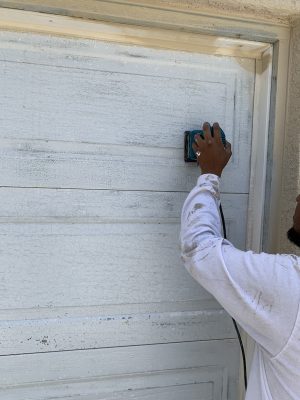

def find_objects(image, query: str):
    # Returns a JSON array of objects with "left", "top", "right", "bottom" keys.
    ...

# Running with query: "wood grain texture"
[
  {"left": 0, "top": 31, "right": 255, "bottom": 193},
  {"left": 0, "top": 30, "right": 254, "bottom": 399},
  {"left": 0, "top": 7, "right": 272, "bottom": 58},
  {"left": 0, "top": 1, "right": 292, "bottom": 34},
  {"left": 0, "top": 137, "right": 250, "bottom": 193},
  {"left": 0, "top": 189, "right": 246, "bottom": 355},
  {"left": 0, "top": 187, "right": 247, "bottom": 231},
  {"left": 0, "top": 306, "right": 236, "bottom": 355},
  {"left": 0, "top": 213, "right": 246, "bottom": 311}
]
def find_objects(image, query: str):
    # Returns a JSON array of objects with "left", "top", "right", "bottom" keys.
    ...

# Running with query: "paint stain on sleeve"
[
  {"left": 194, "top": 203, "right": 204, "bottom": 210},
  {"left": 183, "top": 241, "right": 198, "bottom": 253}
]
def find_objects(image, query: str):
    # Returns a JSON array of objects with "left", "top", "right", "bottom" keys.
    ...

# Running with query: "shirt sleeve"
[{"left": 180, "top": 173, "right": 300, "bottom": 357}]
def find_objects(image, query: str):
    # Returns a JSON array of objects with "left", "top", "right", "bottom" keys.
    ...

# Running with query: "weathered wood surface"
[
  {"left": 0, "top": 32, "right": 254, "bottom": 193},
  {"left": 0, "top": 137, "right": 251, "bottom": 193},
  {"left": 0, "top": 340, "right": 239, "bottom": 400},
  {"left": 0, "top": 189, "right": 246, "bottom": 355},
  {"left": 0, "top": 30, "right": 255, "bottom": 399},
  {"left": 0, "top": 218, "right": 244, "bottom": 309},
  {"left": 0, "top": 188, "right": 246, "bottom": 354},
  {"left": 0, "top": 187, "right": 247, "bottom": 228},
  {"left": 0, "top": 305, "right": 235, "bottom": 355}
]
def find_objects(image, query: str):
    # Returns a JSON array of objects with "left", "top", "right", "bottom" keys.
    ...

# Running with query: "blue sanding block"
[{"left": 184, "top": 127, "right": 226, "bottom": 162}]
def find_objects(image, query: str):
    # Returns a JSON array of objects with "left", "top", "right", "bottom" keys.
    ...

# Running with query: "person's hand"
[
  {"left": 293, "top": 195, "right": 300, "bottom": 234},
  {"left": 192, "top": 122, "right": 232, "bottom": 177}
]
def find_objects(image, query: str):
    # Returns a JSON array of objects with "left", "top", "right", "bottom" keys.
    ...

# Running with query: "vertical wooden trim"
[
  {"left": 247, "top": 46, "right": 273, "bottom": 252},
  {"left": 262, "top": 38, "right": 291, "bottom": 252}
]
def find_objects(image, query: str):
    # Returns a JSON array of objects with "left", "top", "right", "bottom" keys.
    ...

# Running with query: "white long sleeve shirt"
[{"left": 180, "top": 173, "right": 300, "bottom": 400}]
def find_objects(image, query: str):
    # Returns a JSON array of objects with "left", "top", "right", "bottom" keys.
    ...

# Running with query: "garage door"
[{"left": 0, "top": 30, "right": 255, "bottom": 399}]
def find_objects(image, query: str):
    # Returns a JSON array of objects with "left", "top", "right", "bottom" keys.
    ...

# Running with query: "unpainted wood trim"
[
  {"left": 264, "top": 39, "right": 291, "bottom": 252},
  {"left": 247, "top": 46, "right": 273, "bottom": 252},
  {"left": 0, "top": 8, "right": 272, "bottom": 59}
]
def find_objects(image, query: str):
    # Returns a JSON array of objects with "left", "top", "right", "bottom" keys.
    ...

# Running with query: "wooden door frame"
[{"left": 0, "top": 5, "right": 290, "bottom": 399}]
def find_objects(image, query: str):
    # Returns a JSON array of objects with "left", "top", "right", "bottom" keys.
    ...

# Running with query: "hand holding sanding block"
[{"left": 184, "top": 127, "right": 226, "bottom": 162}]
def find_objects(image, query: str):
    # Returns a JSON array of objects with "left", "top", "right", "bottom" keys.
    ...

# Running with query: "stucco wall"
[
  {"left": 0, "top": 0, "right": 299, "bottom": 24},
  {"left": 131, "top": 0, "right": 300, "bottom": 24},
  {"left": 278, "top": 19, "right": 300, "bottom": 254}
]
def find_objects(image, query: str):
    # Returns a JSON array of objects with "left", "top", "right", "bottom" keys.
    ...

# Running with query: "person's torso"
[{"left": 246, "top": 311, "right": 300, "bottom": 400}]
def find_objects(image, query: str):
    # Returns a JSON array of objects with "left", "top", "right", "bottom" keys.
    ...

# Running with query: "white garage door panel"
[
  {"left": 0, "top": 305, "right": 235, "bottom": 355},
  {"left": 2, "top": 62, "right": 231, "bottom": 149},
  {"left": 0, "top": 137, "right": 249, "bottom": 193},
  {"left": 0, "top": 212, "right": 246, "bottom": 311},
  {"left": 0, "top": 30, "right": 255, "bottom": 399},
  {"left": 0, "top": 191, "right": 246, "bottom": 355},
  {"left": 0, "top": 340, "right": 239, "bottom": 400},
  {"left": 0, "top": 32, "right": 255, "bottom": 193},
  {"left": 0, "top": 138, "right": 203, "bottom": 192},
  {"left": 0, "top": 188, "right": 247, "bottom": 239},
  {"left": 2, "top": 382, "right": 214, "bottom": 400},
  {"left": 0, "top": 187, "right": 189, "bottom": 222}
]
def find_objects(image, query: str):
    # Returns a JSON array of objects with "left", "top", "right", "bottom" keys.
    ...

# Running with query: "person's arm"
[{"left": 181, "top": 122, "right": 300, "bottom": 357}]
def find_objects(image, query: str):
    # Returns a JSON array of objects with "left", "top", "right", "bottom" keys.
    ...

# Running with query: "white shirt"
[{"left": 180, "top": 173, "right": 300, "bottom": 400}]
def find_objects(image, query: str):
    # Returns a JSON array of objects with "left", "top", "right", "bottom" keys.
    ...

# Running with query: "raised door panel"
[
  {"left": 0, "top": 341, "right": 238, "bottom": 400},
  {"left": 0, "top": 31, "right": 254, "bottom": 193},
  {"left": 0, "top": 193, "right": 246, "bottom": 355}
]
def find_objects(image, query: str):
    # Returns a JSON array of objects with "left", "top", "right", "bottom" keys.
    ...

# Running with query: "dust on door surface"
[{"left": 0, "top": 30, "right": 255, "bottom": 399}]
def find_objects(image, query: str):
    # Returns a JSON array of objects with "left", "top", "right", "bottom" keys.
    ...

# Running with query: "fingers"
[
  {"left": 192, "top": 142, "right": 200, "bottom": 156},
  {"left": 203, "top": 122, "right": 212, "bottom": 143},
  {"left": 194, "top": 133, "right": 205, "bottom": 151},
  {"left": 193, "top": 122, "right": 227, "bottom": 156},
  {"left": 213, "top": 122, "right": 222, "bottom": 145}
]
